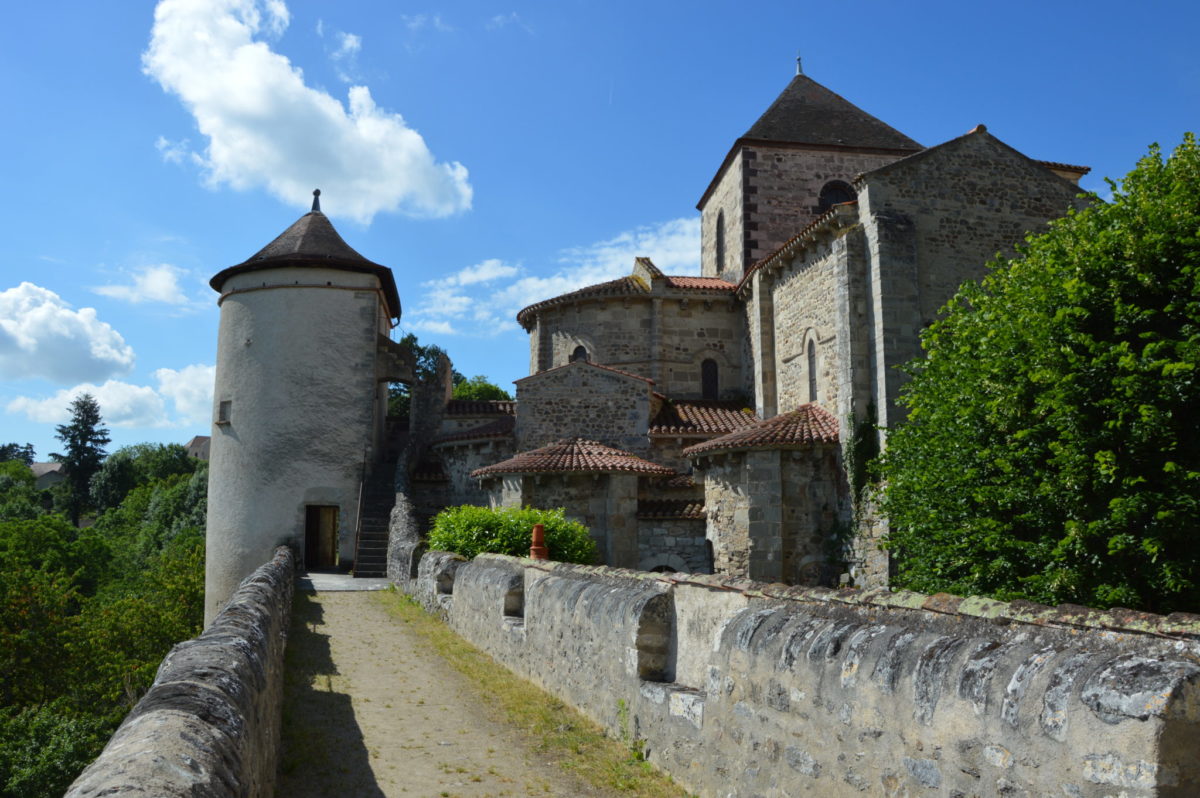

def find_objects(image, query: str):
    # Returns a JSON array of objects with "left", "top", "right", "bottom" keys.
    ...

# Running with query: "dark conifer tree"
[{"left": 51, "top": 393, "right": 111, "bottom": 525}]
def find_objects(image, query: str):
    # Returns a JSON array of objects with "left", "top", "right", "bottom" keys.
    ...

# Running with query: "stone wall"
[
  {"left": 636, "top": 517, "right": 708, "bottom": 573},
  {"left": 67, "top": 547, "right": 295, "bottom": 798},
  {"left": 406, "top": 551, "right": 1200, "bottom": 798},
  {"left": 858, "top": 130, "right": 1088, "bottom": 431},
  {"left": 741, "top": 145, "right": 905, "bottom": 276},
  {"left": 698, "top": 444, "right": 847, "bottom": 585},
  {"left": 772, "top": 239, "right": 842, "bottom": 414},
  {"left": 433, "top": 438, "right": 514, "bottom": 506},
  {"left": 515, "top": 362, "right": 652, "bottom": 455}
]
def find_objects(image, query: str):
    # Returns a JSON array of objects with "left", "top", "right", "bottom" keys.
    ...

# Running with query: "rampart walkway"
[{"left": 276, "top": 587, "right": 588, "bottom": 797}]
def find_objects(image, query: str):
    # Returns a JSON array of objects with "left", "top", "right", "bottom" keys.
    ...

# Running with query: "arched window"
[
  {"left": 701, "top": 359, "right": 719, "bottom": 400},
  {"left": 715, "top": 210, "right": 726, "bottom": 274},
  {"left": 570, "top": 345, "right": 589, "bottom": 363},
  {"left": 806, "top": 339, "right": 818, "bottom": 402},
  {"left": 817, "top": 180, "right": 856, "bottom": 214}
]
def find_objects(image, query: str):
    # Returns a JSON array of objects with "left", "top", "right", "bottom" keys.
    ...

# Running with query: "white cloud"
[
  {"left": 487, "top": 12, "right": 533, "bottom": 34},
  {"left": 437, "top": 258, "right": 520, "bottom": 288},
  {"left": 143, "top": 0, "right": 472, "bottom": 223},
  {"left": 0, "top": 282, "right": 135, "bottom": 384},
  {"left": 330, "top": 31, "right": 362, "bottom": 82},
  {"left": 405, "top": 217, "right": 700, "bottom": 336},
  {"left": 6, "top": 364, "right": 215, "bottom": 430},
  {"left": 93, "top": 264, "right": 191, "bottom": 305},
  {"left": 403, "top": 14, "right": 453, "bottom": 33},
  {"left": 155, "top": 364, "right": 216, "bottom": 424},
  {"left": 8, "top": 381, "right": 168, "bottom": 429}
]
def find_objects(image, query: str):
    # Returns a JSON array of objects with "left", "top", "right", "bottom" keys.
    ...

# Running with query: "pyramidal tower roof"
[
  {"left": 741, "top": 73, "right": 921, "bottom": 151},
  {"left": 210, "top": 190, "right": 401, "bottom": 318}
]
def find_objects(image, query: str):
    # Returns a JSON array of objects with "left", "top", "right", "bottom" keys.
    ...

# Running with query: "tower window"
[
  {"left": 715, "top": 210, "right": 726, "bottom": 274},
  {"left": 216, "top": 400, "right": 232, "bottom": 425},
  {"left": 806, "top": 340, "right": 818, "bottom": 403},
  {"left": 817, "top": 180, "right": 856, "bottom": 214},
  {"left": 570, "top": 345, "right": 589, "bottom": 363},
  {"left": 701, "top": 359, "right": 719, "bottom": 400}
]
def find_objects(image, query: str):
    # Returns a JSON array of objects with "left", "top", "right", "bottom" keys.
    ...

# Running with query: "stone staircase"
[
  {"left": 353, "top": 426, "right": 407, "bottom": 578},
  {"left": 352, "top": 469, "right": 394, "bottom": 578}
]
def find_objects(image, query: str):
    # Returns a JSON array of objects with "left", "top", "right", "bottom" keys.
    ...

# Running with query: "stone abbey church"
[{"left": 205, "top": 69, "right": 1088, "bottom": 617}]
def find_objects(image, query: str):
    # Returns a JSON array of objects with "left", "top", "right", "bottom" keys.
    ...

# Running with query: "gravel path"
[{"left": 276, "top": 590, "right": 586, "bottom": 797}]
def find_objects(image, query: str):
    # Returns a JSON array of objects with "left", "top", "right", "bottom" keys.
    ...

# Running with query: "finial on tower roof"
[
  {"left": 312, "top": 189, "right": 321, "bottom": 212},
  {"left": 796, "top": 53, "right": 803, "bottom": 76}
]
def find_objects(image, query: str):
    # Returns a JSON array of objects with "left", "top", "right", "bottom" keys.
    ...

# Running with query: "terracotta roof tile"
[
  {"left": 516, "top": 276, "right": 646, "bottom": 328},
  {"left": 1036, "top": 159, "right": 1091, "bottom": 175},
  {"left": 683, "top": 403, "right": 839, "bottom": 457},
  {"left": 649, "top": 400, "right": 759, "bottom": 436},
  {"left": 663, "top": 276, "right": 737, "bottom": 291},
  {"left": 637, "top": 500, "right": 706, "bottom": 520},
  {"left": 662, "top": 473, "right": 696, "bottom": 489},
  {"left": 433, "top": 416, "right": 515, "bottom": 445},
  {"left": 445, "top": 399, "right": 516, "bottom": 416},
  {"left": 471, "top": 438, "right": 675, "bottom": 477}
]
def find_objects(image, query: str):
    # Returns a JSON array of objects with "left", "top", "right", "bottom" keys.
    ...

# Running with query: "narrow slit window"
[{"left": 216, "top": 400, "right": 232, "bottom": 425}]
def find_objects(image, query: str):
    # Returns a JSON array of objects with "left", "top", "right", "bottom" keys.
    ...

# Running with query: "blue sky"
[{"left": 1, "top": 0, "right": 1197, "bottom": 459}]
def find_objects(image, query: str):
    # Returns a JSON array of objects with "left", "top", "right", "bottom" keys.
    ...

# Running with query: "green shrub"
[{"left": 428, "top": 505, "right": 597, "bottom": 564}]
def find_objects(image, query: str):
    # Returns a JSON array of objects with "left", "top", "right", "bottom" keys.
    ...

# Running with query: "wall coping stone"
[{"left": 472, "top": 552, "right": 1200, "bottom": 643}]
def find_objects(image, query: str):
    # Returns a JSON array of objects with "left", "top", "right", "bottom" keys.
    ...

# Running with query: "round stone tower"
[{"left": 204, "top": 191, "right": 401, "bottom": 623}]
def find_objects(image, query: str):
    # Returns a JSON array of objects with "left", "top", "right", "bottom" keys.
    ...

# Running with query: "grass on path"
[{"left": 373, "top": 590, "right": 690, "bottom": 798}]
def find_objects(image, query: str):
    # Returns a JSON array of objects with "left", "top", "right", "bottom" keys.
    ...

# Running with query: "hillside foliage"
[
  {"left": 880, "top": 134, "right": 1200, "bottom": 613},
  {"left": 0, "top": 443, "right": 207, "bottom": 797}
]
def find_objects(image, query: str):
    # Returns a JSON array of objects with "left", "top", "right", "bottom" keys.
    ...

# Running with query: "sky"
[{"left": 1, "top": 0, "right": 1197, "bottom": 460}]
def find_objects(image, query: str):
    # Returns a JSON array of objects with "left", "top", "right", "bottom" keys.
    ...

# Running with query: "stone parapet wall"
[
  {"left": 409, "top": 551, "right": 1200, "bottom": 797},
  {"left": 66, "top": 547, "right": 295, "bottom": 798}
]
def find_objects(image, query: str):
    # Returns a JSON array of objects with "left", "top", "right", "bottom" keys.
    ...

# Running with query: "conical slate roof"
[
  {"left": 742, "top": 74, "right": 921, "bottom": 151},
  {"left": 210, "top": 196, "right": 401, "bottom": 318},
  {"left": 471, "top": 438, "right": 675, "bottom": 477},
  {"left": 682, "top": 403, "right": 839, "bottom": 457}
]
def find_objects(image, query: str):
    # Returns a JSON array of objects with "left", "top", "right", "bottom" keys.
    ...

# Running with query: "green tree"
[
  {"left": 429, "top": 505, "right": 597, "bottom": 564},
  {"left": 90, "top": 443, "right": 196, "bottom": 512},
  {"left": 387, "top": 333, "right": 463, "bottom": 418},
  {"left": 0, "top": 462, "right": 41, "bottom": 522},
  {"left": 0, "top": 444, "right": 34, "bottom": 466},
  {"left": 51, "top": 394, "right": 110, "bottom": 525},
  {"left": 880, "top": 133, "right": 1200, "bottom": 613},
  {"left": 451, "top": 375, "right": 513, "bottom": 401}
]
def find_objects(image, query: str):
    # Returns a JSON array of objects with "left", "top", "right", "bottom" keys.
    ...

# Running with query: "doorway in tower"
[{"left": 304, "top": 505, "right": 339, "bottom": 571}]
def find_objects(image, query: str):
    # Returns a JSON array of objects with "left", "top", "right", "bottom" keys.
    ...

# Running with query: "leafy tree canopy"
[
  {"left": 880, "top": 133, "right": 1200, "bottom": 614},
  {"left": 451, "top": 375, "right": 513, "bottom": 401},
  {"left": 90, "top": 443, "right": 197, "bottom": 512}
]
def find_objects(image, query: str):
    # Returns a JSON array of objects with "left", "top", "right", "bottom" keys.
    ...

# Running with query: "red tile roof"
[
  {"left": 517, "top": 274, "right": 735, "bottom": 329},
  {"left": 445, "top": 399, "right": 516, "bottom": 416},
  {"left": 433, "top": 416, "right": 515, "bottom": 445},
  {"left": 1036, "top": 159, "right": 1091, "bottom": 176},
  {"left": 662, "top": 473, "right": 696, "bottom": 489},
  {"left": 663, "top": 276, "right": 737, "bottom": 291},
  {"left": 637, "top": 500, "right": 706, "bottom": 520},
  {"left": 649, "top": 400, "right": 759, "bottom": 436},
  {"left": 471, "top": 438, "right": 675, "bottom": 477},
  {"left": 516, "top": 276, "right": 646, "bottom": 328},
  {"left": 683, "top": 403, "right": 839, "bottom": 457}
]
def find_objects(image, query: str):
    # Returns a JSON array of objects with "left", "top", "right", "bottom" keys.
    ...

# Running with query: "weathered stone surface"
[
  {"left": 67, "top": 547, "right": 294, "bottom": 798},
  {"left": 402, "top": 550, "right": 1200, "bottom": 798}
]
